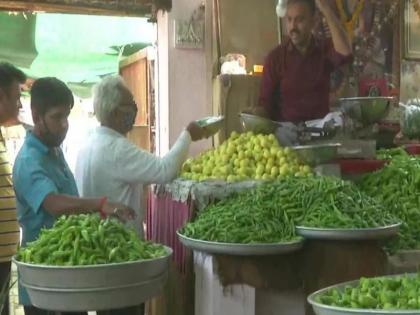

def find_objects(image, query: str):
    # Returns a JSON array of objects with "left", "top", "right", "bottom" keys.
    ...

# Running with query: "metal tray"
[
  {"left": 13, "top": 246, "right": 172, "bottom": 289},
  {"left": 23, "top": 272, "right": 168, "bottom": 311},
  {"left": 292, "top": 143, "right": 341, "bottom": 166},
  {"left": 308, "top": 274, "right": 419, "bottom": 315},
  {"left": 295, "top": 224, "right": 400, "bottom": 241},
  {"left": 177, "top": 231, "right": 303, "bottom": 256}
]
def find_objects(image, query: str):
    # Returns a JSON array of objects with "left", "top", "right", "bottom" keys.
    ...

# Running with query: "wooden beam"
[
  {"left": 0, "top": 0, "right": 171, "bottom": 17},
  {"left": 154, "top": 0, "right": 171, "bottom": 11}
]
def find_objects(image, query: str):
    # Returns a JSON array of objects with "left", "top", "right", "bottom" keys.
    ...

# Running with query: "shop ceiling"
[
  {"left": 0, "top": 0, "right": 169, "bottom": 97},
  {"left": 0, "top": 0, "right": 171, "bottom": 17}
]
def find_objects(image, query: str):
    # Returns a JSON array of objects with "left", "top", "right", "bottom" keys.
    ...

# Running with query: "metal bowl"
[
  {"left": 13, "top": 247, "right": 172, "bottom": 311},
  {"left": 340, "top": 97, "right": 394, "bottom": 125},
  {"left": 295, "top": 223, "right": 400, "bottom": 241},
  {"left": 13, "top": 246, "right": 172, "bottom": 289},
  {"left": 22, "top": 272, "right": 168, "bottom": 311},
  {"left": 292, "top": 143, "right": 341, "bottom": 166},
  {"left": 177, "top": 231, "right": 304, "bottom": 256},
  {"left": 239, "top": 113, "right": 278, "bottom": 134},
  {"left": 308, "top": 273, "right": 420, "bottom": 315},
  {"left": 196, "top": 116, "right": 225, "bottom": 137}
]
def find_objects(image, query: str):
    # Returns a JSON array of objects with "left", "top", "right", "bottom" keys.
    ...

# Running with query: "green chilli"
[{"left": 17, "top": 214, "right": 167, "bottom": 266}]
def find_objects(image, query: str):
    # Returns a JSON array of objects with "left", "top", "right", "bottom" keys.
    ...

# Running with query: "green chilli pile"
[
  {"left": 17, "top": 214, "right": 168, "bottom": 266},
  {"left": 180, "top": 176, "right": 398, "bottom": 244},
  {"left": 316, "top": 274, "right": 420, "bottom": 310},
  {"left": 181, "top": 181, "right": 299, "bottom": 243},
  {"left": 359, "top": 155, "right": 420, "bottom": 252},
  {"left": 289, "top": 176, "right": 396, "bottom": 229}
]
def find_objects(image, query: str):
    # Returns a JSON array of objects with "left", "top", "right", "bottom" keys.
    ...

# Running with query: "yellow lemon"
[{"left": 271, "top": 166, "right": 279, "bottom": 177}]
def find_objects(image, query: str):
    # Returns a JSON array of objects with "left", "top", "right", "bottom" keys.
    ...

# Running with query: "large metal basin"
[
  {"left": 23, "top": 272, "right": 168, "bottom": 311},
  {"left": 296, "top": 223, "right": 400, "bottom": 241},
  {"left": 177, "top": 231, "right": 303, "bottom": 256},
  {"left": 13, "top": 246, "right": 172, "bottom": 289},
  {"left": 308, "top": 274, "right": 420, "bottom": 315}
]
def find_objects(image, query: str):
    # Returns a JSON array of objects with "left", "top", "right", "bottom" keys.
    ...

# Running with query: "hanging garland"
[
  {"left": 352, "top": 0, "right": 398, "bottom": 74},
  {"left": 336, "top": 0, "right": 366, "bottom": 41},
  {"left": 320, "top": 0, "right": 399, "bottom": 98},
  {"left": 413, "top": 0, "right": 420, "bottom": 20},
  {"left": 320, "top": 0, "right": 398, "bottom": 74}
]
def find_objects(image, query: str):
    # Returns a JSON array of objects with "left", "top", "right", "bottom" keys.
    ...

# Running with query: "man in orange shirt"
[{"left": 0, "top": 62, "right": 26, "bottom": 315}]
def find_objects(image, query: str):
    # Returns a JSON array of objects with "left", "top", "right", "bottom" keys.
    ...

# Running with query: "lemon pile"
[{"left": 181, "top": 131, "right": 312, "bottom": 182}]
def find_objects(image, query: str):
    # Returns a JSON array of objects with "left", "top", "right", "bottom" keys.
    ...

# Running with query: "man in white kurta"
[{"left": 75, "top": 75, "right": 206, "bottom": 237}]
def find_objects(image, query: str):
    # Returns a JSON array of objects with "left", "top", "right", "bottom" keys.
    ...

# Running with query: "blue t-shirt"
[{"left": 13, "top": 131, "right": 78, "bottom": 306}]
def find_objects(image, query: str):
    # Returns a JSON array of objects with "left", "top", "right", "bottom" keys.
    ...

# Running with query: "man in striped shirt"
[{"left": 0, "top": 63, "right": 26, "bottom": 315}]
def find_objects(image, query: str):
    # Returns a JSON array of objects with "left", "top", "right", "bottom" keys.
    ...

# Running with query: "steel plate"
[
  {"left": 295, "top": 224, "right": 400, "bottom": 241},
  {"left": 13, "top": 246, "right": 172, "bottom": 289},
  {"left": 196, "top": 116, "right": 224, "bottom": 136},
  {"left": 23, "top": 272, "right": 168, "bottom": 311},
  {"left": 177, "top": 231, "right": 303, "bottom": 256},
  {"left": 308, "top": 274, "right": 420, "bottom": 315}
]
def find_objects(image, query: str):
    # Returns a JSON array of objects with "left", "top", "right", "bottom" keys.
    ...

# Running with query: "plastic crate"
[
  {"left": 405, "top": 144, "right": 420, "bottom": 155},
  {"left": 339, "top": 159, "right": 388, "bottom": 175}
]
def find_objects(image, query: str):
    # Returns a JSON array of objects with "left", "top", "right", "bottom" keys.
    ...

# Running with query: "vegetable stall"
[
  {"left": 145, "top": 0, "right": 420, "bottom": 313},
  {"left": 147, "top": 115, "right": 420, "bottom": 315}
]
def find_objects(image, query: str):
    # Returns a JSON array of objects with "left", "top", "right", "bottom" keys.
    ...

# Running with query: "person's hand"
[
  {"left": 102, "top": 201, "right": 136, "bottom": 222},
  {"left": 274, "top": 122, "right": 299, "bottom": 146},
  {"left": 186, "top": 121, "right": 209, "bottom": 141}
]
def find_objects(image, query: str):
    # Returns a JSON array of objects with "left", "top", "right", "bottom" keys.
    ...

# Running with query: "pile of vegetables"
[
  {"left": 316, "top": 274, "right": 420, "bottom": 310},
  {"left": 181, "top": 131, "right": 312, "bottom": 182},
  {"left": 359, "top": 155, "right": 420, "bottom": 252},
  {"left": 290, "top": 176, "right": 396, "bottom": 229},
  {"left": 376, "top": 147, "right": 408, "bottom": 160},
  {"left": 181, "top": 180, "right": 299, "bottom": 243},
  {"left": 181, "top": 176, "right": 398, "bottom": 243},
  {"left": 17, "top": 214, "right": 168, "bottom": 266}
]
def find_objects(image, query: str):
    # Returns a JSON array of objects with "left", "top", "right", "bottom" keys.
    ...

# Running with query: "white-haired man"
[
  {"left": 76, "top": 75, "right": 207, "bottom": 236},
  {"left": 75, "top": 76, "right": 207, "bottom": 314}
]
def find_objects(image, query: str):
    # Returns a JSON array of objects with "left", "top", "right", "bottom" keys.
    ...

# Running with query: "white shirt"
[{"left": 75, "top": 126, "right": 192, "bottom": 236}]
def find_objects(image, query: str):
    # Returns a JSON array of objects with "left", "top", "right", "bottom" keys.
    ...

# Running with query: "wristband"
[{"left": 99, "top": 196, "right": 108, "bottom": 219}]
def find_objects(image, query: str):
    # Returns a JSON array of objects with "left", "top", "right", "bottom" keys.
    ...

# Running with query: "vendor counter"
[
  {"left": 146, "top": 180, "right": 262, "bottom": 315},
  {"left": 145, "top": 179, "right": 406, "bottom": 315}
]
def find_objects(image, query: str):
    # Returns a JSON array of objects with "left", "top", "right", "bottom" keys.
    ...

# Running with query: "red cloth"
[
  {"left": 147, "top": 191, "right": 193, "bottom": 274},
  {"left": 359, "top": 78, "right": 389, "bottom": 97},
  {"left": 258, "top": 37, "right": 352, "bottom": 123}
]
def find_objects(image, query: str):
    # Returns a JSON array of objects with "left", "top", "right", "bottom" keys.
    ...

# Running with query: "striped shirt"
[{"left": 0, "top": 130, "right": 20, "bottom": 262}]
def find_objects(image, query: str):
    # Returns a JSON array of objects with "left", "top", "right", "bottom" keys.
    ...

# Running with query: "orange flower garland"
[{"left": 335, "top": 0, "right": 366, "bottom": 41}]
